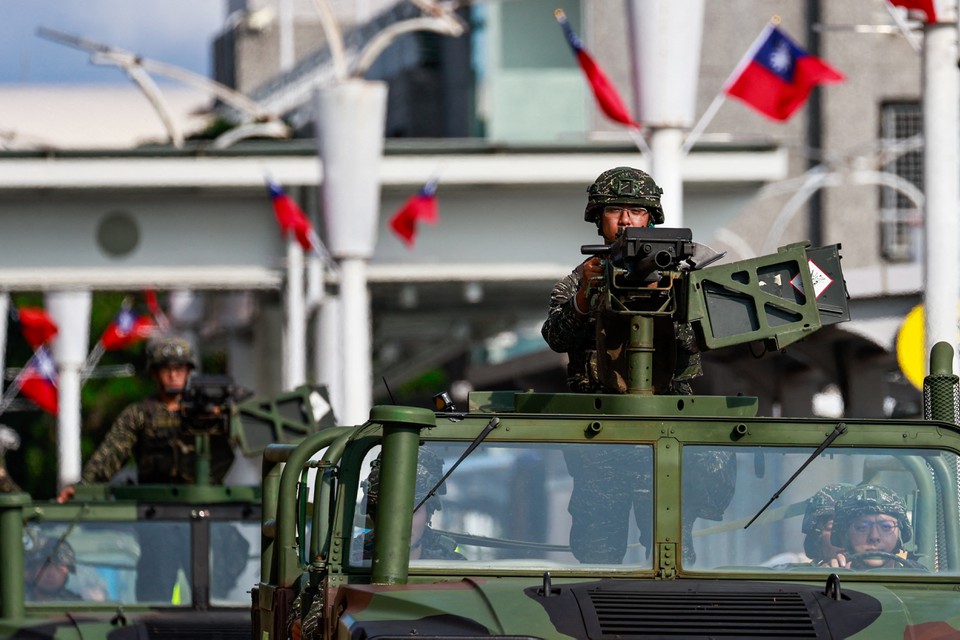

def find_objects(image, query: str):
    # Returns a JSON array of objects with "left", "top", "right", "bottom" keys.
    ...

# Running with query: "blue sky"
[{"left": 1, "top": 0, "right": 227, "bottom": 84}]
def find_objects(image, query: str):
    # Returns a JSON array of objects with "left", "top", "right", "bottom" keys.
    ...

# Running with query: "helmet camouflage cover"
[
  {"left": 23, "top": 530, "right": 77, "bottom": 573},
  {"left": 831, "top": 484, "right": 913, "bottom": 548},
  {"left": 146, "top": 336, "right": 197, "bottom": 371},
  {"left": 802, "top": 482, "right": 854, "bottom": 535},
  {"left": 584, "top": 166, "right": 665, "bottom": 226},
  {"left": 365, "top": 448, "right": 445, "bottom": 516}
]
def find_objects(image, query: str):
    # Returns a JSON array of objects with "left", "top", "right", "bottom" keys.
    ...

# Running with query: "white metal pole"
[
  {"left": 315, "top": 80, "right": 388, "bottom": 425},
  {"left": 284, "top": 239, "right": 307, "bottom": 389},
  {"left": 45, "top": 290, "right": 91, "bottom": 489},
  {"left": 650, "top": 128, "right": 685, "bottom": 228},
  {"left": 625, "top": 0, "right": 704, "bottom": 230},
  {"left": 279, "top": 0, "right": 295, "bottom": 72},
  {"left": 923, "top": 9, "right": 960, "bottom": 371},
  {"left": 339, "top": 259, "right": 371, "bottom": 425},
  {"left": 0, "top": 292, "right": 8, "bottom": 392}
]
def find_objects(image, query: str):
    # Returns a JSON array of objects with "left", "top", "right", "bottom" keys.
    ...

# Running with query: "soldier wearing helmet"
[
  {"left": 23, "top": 530, "right": 81, "bottom": 601},
  {"left": 542, "top": 169, "right": 724, "bottom": 565},
  {"left": 800, "top": 483, "right": 852, "bottom": 565},
  {"left": 541, "top": 166, "right": 702, "bottom": 395},
  {"left": 358, "top": 448, "right": 464, "bottom": 561},
  {"left": 827, "top": 484, "right": 925, "bottom": 571},
  {"left": 57, "top": 336, "right": 235, "bottom": 497}
]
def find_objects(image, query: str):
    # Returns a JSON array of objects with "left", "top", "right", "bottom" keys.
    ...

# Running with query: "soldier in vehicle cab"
[
  {"left": 23, "top": 532, "right": 81, "bottom": 602},
  {"left": 360, "top": 448, "right": 464, "bottom": 561},
  {"left": 827, "top": 484, "right": 926, "bottom": 571},
  {"left": 801, "top": 483, "right": 852, "bottom": 566}
]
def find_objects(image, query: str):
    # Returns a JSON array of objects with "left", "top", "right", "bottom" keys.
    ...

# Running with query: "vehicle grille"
[
  {"left": 587, "top": 590, "right": 818, "bottom": 638},
  {"left": 141, "top": 615, "right": 250, "bottom": 639}
]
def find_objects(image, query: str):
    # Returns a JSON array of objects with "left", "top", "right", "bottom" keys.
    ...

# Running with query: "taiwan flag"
[
  {"left": 20, "top": 347, "right": 58, "bottom": 415},
  {"left": 14, "top": 306, "right": 58, "bottom": 349},
  {"left": 389, "top": 179, "right": 439, "bottom": 248},
  {"left": 555, "top": 9, "right": 638, "bottom": 128},
  {"left": 267, "top": 179, "right": 317, "bottom": 252},
  {"left": 888, "top": 0, "right": 937, "bottom": 22},
  {"left": 724, "top": 23, "right": 844, "bottom": 122},
  {"left": 101, "top": 307, "right": 156, "bottom": 351}
]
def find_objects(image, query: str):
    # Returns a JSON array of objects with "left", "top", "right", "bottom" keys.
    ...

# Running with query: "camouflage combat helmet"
[
  {"left": 365, "top": 448, "right": 445, "bottom": 517},
  {"left": 802, "top": 483, "right": 854, "bottom": 535},
  {"left": 146, "top": 336, "right": 197, "bottom": 371},
  {"left": 23, "top": 530, "right": 76, "bottom": 574},
  {"left": 584, "top": 166, "right": 665, "bottom": 227},
  {"left": 831, "top": 484, "right": 913, "bottom": 548}
]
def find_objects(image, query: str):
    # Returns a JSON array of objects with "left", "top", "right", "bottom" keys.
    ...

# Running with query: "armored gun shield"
[
  {"left": 230, "top": 384, "right": 337, "bottom": 455},
  {"left": 685, "top": 242, "right": 849, "bottom": 351}
]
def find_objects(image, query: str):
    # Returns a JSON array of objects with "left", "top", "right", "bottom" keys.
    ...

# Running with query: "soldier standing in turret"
[
  {"left": 56, "top": 336, "right": 235, "bottom": 501},
  {"left": 57, "top": 335, "right": 244, "bottom": 602},
  {"left": 542, "top": 167, "right": 733, "bottom": 565},
  {"left": 541, "top": 166, "right": 702, "bottom": 395}
]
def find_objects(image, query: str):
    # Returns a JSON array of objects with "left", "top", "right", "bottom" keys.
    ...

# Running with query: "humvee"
[
  {"left": 253, "top": 234, "right": 960, "bottom": 639},
  {"left": 0, "top": 382, "right": 332, "bottom": 639}
]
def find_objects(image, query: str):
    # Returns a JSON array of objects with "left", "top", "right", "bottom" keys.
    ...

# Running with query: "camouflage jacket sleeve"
[
  {"left": 81, "top": 403, "right": 144, "bottom": 483},
  {"left": 541, "top": 268, "right": 592, "bottom": 353}
]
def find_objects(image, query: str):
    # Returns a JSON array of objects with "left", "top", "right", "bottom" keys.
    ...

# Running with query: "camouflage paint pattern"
[{"left": 81, "top": 397, "right": 234, "bottom": 484}]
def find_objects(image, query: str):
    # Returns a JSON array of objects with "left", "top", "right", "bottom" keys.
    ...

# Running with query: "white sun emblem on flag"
[{"left": 769, "top": 41, "right": 793, "bottom": 74}]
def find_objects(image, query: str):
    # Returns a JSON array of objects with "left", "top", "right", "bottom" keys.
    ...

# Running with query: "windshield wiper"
[
  {"left": 413, "top": 415, "right": 500, "bottom": 514},
  {"left": 744, "top": 422, "right": 847, "bottom": 529}
]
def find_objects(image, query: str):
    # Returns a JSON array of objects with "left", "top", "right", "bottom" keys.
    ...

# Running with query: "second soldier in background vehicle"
[{"left": 57, "top": 336, "right": 234, "bottom": 501}]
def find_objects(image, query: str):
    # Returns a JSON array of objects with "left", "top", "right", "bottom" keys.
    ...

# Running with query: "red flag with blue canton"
[
  {"left": 20, "top": 346, "right": 58, "bottom": 414},
  {"left": 13, "top": 306, "right": 58, "bottom": 349},
  {"left": 267, "top": 179, "right": 317, "bottom": 252},
  {"left": 555, "top": 9, "right": 638, "bottom": 128},
  {"left": 888, "top": 0, "right": 937, "bottom": 22},
  {"left": 101, "top": 307, "right": 156, "bottom": 351},
  {"left": 390, "top": 179, "right": 439, "bottom": 248},
  {"left": 724, "top": 23, "right": 844, "bottom": 122}
]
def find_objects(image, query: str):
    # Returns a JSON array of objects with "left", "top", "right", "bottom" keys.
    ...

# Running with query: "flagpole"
[
  {"left": 680, "top": 93, "right": 726, "bottom": 155},
  {"left": 627, "top": 127, "right": 652, "bottom": 158},
  {"left": 681, "top": 18, "right": 778, "bottom": 156},
  {"left": 883, "top": 3, "right": 922, "bottom": 53},
  {"left": 0, "top": 354, "right": 30, "bottom": 415}
]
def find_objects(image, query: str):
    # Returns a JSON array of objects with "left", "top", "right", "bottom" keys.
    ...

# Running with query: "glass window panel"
[{"left": 351, "top": 441, "right": 655, "bottom": 570}]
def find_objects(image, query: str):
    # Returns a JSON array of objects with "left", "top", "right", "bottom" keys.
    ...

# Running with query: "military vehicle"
[
  {"left": 0, "top": 381, "right": 333, "bottom": 638},
  {"left": 253, "top": 231, "right": 960, "bottom": 639}
]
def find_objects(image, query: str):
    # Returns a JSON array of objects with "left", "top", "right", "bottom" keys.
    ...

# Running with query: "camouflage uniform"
[
  {"left": 548, "top": 168, "right": 728, "bottom": 565},
  {"left": 81, "top": 336, "right": 234, "bottom": 485},
  {"left": 542, "top": 268, "right": 702, "bottom": 394},
  {"left": 358, "top": 448, "right": 465, "bottom": 561},
  {"left": 80, "top": 398, "right": 234, "bottom": 484}
]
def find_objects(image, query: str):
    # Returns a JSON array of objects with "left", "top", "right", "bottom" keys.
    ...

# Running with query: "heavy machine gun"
[{"left": 581, "top": 227, "right": 849, "bottom": 395}]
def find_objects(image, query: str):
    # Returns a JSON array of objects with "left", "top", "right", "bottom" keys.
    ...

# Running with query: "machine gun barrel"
[{"left": 582, "top": 226, "right": 695, "bottom": 283}]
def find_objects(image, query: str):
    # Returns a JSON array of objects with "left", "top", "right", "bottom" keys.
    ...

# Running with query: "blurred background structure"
[{"left": 0, "top": 0, "right": 943, "bottom": 493}]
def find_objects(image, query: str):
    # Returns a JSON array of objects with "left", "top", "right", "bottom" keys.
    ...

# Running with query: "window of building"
[{"left": 880, "top": 102, "right": 923, "bottom": 262}]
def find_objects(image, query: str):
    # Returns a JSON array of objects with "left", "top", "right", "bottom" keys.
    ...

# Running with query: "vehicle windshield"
[
  {"left": 351, "top": 441, "right": 655, "bottom": 570},
  {"left": 348, "top": 440, "right": 960, "bottom": 576},
  {"left": 688, "top": 445, "right": 960, "bottom": 575},
  {"left": 24, "top": 519, "right": 258, "bottom": 606}
]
